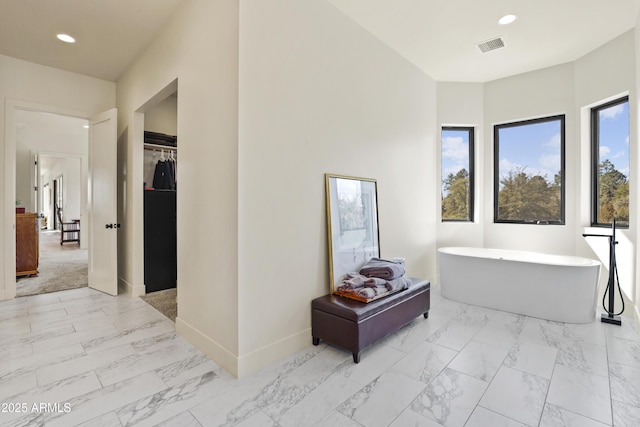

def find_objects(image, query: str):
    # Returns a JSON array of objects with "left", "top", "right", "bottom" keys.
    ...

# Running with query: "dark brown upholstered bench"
[{"left": 311, "top": 278, "right": 430, "bottom": 363}]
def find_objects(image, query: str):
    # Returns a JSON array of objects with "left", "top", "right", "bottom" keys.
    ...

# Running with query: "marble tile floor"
[{"left": 1, "top": 285, "right": 640, "bottom": 427}]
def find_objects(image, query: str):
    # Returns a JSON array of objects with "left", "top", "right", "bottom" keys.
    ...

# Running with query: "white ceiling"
[
  {"left": 0, "top": 1, "right": 638, "bottom": 83},
  {"left": 329, "top": 0, "right": 640, "bottom": 82},
  {"left": 0, "top": 0, "right": 184, "bottom": 82}
]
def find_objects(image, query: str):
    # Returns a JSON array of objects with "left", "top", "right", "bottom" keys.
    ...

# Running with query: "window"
[
  {"left": 591, "top": 96, "right": 629, "bottom": 227},
  {"left": 441, "top": 127, "right": 474, "bottom": 221},
  {"left": 494, "top": 115, "right": 565, "bottom": 224}
]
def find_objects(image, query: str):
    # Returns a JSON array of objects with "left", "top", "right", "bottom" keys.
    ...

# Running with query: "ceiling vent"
[{"left": 477, "top": 36, "right": 505, "bottom": 53}]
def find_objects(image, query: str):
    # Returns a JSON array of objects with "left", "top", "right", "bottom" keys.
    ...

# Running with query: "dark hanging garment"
[
  {"left": 167, "top": 158, "right": 176, "bottom": 190},
  {"left": 152, "top": 160, "right": 165, "bottom": 189},
  {"left": 153, "top": 160, "right": 173, "bottom": 189}
]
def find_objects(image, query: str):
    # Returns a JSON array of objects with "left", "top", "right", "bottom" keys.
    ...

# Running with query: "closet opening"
[{"left": 140, "top": 88, "right": 178, "bottom": 322}]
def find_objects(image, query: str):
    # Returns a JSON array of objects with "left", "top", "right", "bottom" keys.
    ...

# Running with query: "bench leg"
[
  {"left": 353, "top": 353, "right": 360, "bottom": 363},
  {"left": 312, "top": 337, "right": 320, "bottom": 346},
  {"left": 423, "top": 311, "right": 429, "bottom": 319}
]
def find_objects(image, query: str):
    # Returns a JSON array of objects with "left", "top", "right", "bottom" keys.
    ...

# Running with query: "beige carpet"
[
  {"left": 140, "top": 288, "right": 177, "bottom": 322},
  {"left": 16, "top": 249, "right": 88, "bottom": 297}
]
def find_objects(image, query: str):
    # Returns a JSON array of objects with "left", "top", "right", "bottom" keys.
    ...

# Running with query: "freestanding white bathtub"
[{"left": 438, "top": 247, "right": 602, "bottom": 323}]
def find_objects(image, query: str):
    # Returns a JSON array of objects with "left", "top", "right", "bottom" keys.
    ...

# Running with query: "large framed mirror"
[{"left": 325, "top": 174, "right": 380, "bottom": 293}]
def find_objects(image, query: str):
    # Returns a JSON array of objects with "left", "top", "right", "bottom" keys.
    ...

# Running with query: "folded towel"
[
  {"left": 336, "top": 273, "right": 368, "bottom": 291},
  {"left": 337, "top": 268, "right": 411, "bottom": 301},
  {"left": 363, "top": 277, "right": 387, "bottom": 288},
  {"left": 359, "top": 257, "right": 406, "bottom": 280},
  {"left": 386, "top": 275, "right": 412, "bottom": 292},
  {"left": 356, "top": 286, "right": 388, "bottom": 299}
]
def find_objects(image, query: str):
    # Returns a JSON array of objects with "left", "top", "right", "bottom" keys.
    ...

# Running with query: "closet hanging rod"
[{"left": 144, "top": 143, "right": 177, "bottom": 151}]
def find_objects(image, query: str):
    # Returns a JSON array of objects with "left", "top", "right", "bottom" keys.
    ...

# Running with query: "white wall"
[
  {"left": 574, "top": 31, "right": 637, "bottom": 306},
  {"left": 144, "top": 95, "right": 177, "bottom": 136},
  {"left": 116, "top": 0, "right": 240, "bottom": 374},
  {"left": 237, "top": 0, "right": 437, "bottom": 375},
  {"left": 116, "top": 0, "right": 437, "bottom": 377},
  {"left": 483, "top": 63, "right": 577, "bottom": 254},
  {"left": 63, "top": 158, "right": 82, "bottom": 221},
  {"left": 0, "top": 54, "right": 114, "bottom": 301},
  {"left": 436, "top": 82, "right": 485, "bottom": 250}
]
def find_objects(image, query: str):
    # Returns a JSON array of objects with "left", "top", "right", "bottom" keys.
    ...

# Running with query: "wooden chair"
[{"left": 56, "top": 206, "right": 80, "bottom": 245}]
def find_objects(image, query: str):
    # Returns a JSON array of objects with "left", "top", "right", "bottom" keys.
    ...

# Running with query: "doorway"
[
  {"left": 14, "top": 109, "right": 89, "bottom": 297},
  {"left": 138, "top": 81, "right": 178, "bottom": 322},
  {"left": 5, "top": 100, "right": 118, "bottom": 300}
]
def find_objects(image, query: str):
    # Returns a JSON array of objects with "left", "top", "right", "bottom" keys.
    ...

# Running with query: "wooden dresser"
[{"left": 16, "top": 213, "right": 39, "bottom": 277}]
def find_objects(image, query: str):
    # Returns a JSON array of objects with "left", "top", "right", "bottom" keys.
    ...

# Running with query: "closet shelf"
[
  {"left": 144, "top": 130, "right": 177, "bottom": 147},
  {"left": 144, "top": 142, "right": 178, "bottom": 151}
]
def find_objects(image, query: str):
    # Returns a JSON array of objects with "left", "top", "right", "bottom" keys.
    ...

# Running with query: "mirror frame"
[{"left": 325, "top": 173, "right": 380, "bottom": 293}]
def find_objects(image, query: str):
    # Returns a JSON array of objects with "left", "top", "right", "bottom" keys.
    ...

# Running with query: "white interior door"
[{"left": 88, "top": 108, "right": 118, "bottom": 295}]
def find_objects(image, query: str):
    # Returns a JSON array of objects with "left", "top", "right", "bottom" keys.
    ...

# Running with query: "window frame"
[
  {"left": 441, "top": 126, "right": 475, "bottom": 222},
  {"left": 493, "top": 114, "right": 566, "bottom": 225},
  {"left": 591, "top": 96, "right": 630, "bottom": 228}
]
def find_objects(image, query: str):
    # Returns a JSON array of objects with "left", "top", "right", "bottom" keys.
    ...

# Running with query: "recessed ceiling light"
[
  {"left": 498, "top": 14, "right": 517, "bottom": 25},
  {"left": 56, "top": 33, "right": 76, "bottom": 43}
]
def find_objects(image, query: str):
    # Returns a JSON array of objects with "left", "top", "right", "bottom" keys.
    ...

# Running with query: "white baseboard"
[
  {"left": 176, "top": 316, "right": 240, "bottom": 377},
  {"left": 175, "top": 316, "right": 312, "bottom": 378},
  {"left": 118, "top": 277, "right": 145, "bottom": 297},
  {"left": 237, "top": 328, "right": 311, "bottom": 378}
]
